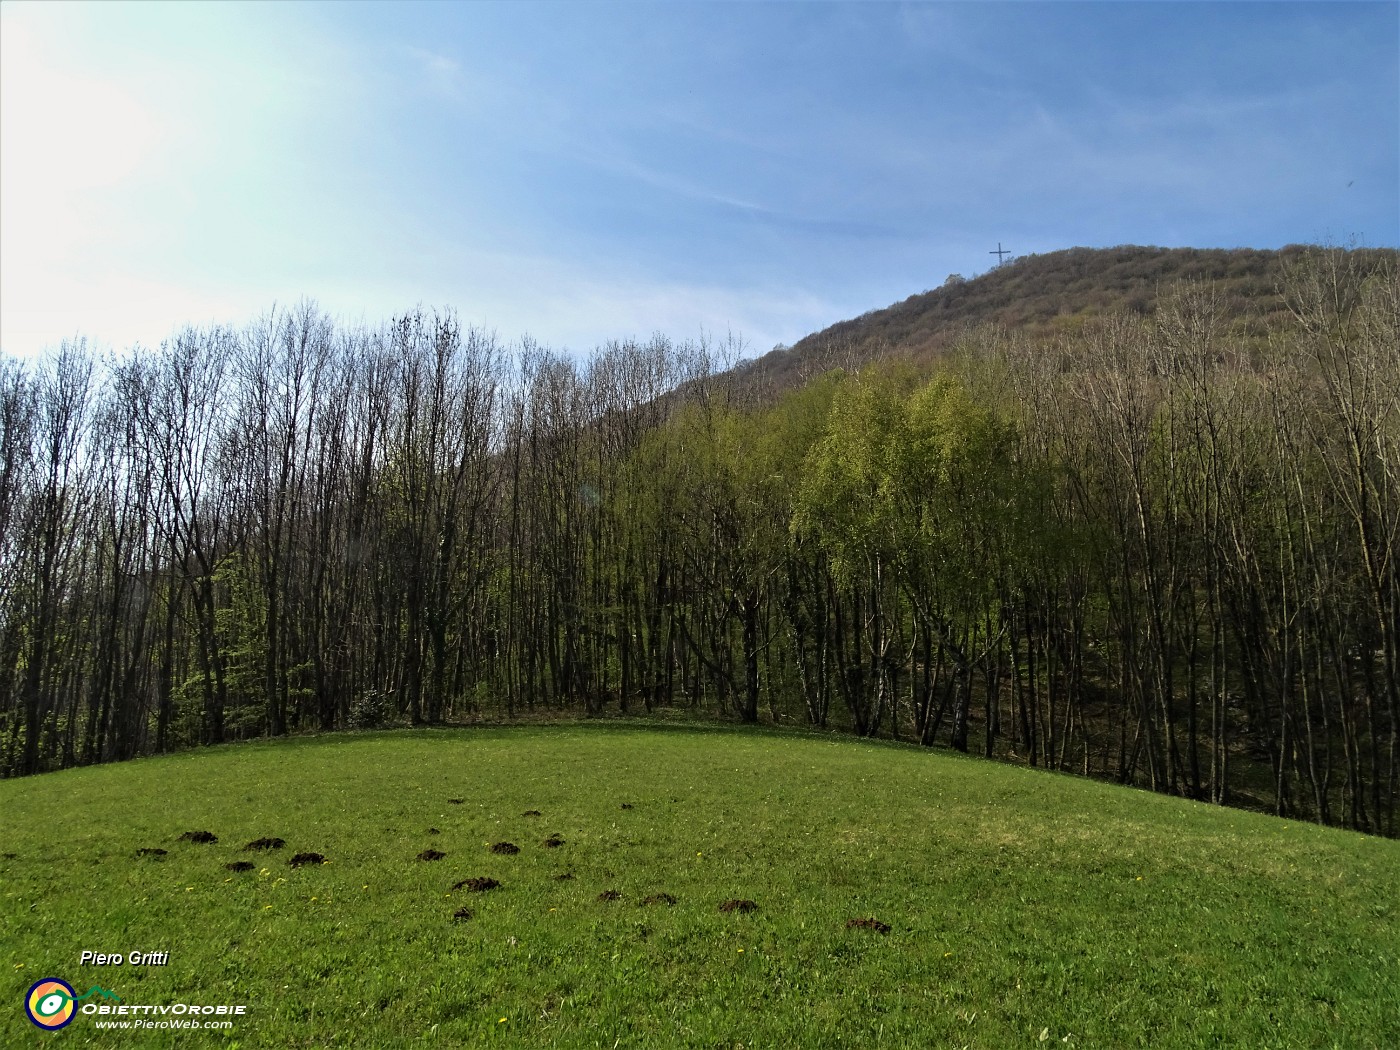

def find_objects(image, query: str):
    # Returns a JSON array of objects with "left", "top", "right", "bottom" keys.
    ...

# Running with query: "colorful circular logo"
[{"left": 25, "top": 978, "right": 77, "bottom": 1030}]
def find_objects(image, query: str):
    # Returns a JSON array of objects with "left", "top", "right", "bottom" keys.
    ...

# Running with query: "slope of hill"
[
  {"left": 4, "top": 726, "right": 1397, "bottom": 1047},
  {"left": 736, "top": 244, "right": 1398, "bottom": 391}
]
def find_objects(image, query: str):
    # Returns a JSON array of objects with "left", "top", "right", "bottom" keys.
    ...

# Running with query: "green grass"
[{"left": 3, "top": 724, "right": 1397, "bottom": 1048}]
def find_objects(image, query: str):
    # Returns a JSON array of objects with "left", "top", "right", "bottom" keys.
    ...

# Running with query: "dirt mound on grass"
[
  {"left": 288, "top": 852, "right": 326, "bottom": 867},
  {"left": 490, "top": 842, "right": 520, "bottom": 855},
  {"left": 135, "top": 848, "right": 167, "bottom": 858},
  {"left": 719, "top": 899, "right": 757, "bottom": 914},
  {"left": 426, "top": 827, "right": 440, "bottom": 835},
  {"left": 641, "top": 893, "right": 677, "bottom": 906},
  {"left": 596, "top": 890, "right": 622, "bottom": 902},
  {"left": 179, "top": 830, "right": 217, "bottom": 844},
  {"left": 619, "top": 803, "right": 634, "bottom": 810},
  {"left": 845, "top": 917, "right": 891, "bottom": 934},
  {"left": 522, "top": 810, "right": 542, "bottom": 817},
  {"left": 453, "top": 877, "right": 500, "bottom": 892},
  {"left": 417, "top": 849, "right": 447, "bottom": 862},
  {"left": 244, "top": 837, "right": 285, "bottom": 851},
  {"left": 543, "top": 834, "right": 565, "bottom": 848},
  {"left": 447, "top": 798, "right": 464, "bottom": 805},
  {"left": 452, "top": 907, "right": 474, "bottom": 922},
  {"left": 224, "top": 861, "right": 256, "bottom": 873}
]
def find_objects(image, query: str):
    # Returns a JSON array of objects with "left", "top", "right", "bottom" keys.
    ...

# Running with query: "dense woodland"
[{"left": 1, "top": 247, "right": 1396, "bottom": 836}]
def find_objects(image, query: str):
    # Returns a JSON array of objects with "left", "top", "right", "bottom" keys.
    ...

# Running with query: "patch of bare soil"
[
  {"left": 490, "top": 842, "right": 520, "bottom": 855},
  {"left": 135, "top": 848, "right": 167, "bottom": 858},
  {"left": 288, "top": 852, "right": 326, "bottom": 867},
  {"left": 641, "top": 893, "right": 677, "bottom": 906},
  {"left": 718, "top": 899, "right": 757, "bottom": 914},
  {"left": 448, "top": 798, "right": 465, "bottom": 805},
  {"left": 845, "top": 918, "right": 891, "bottom": 934},
  {"left": 452, "top": 907, "right": 474, "bottom": 922},
  {"left": 619, "top": 803, "right": 634, "bottom": 810},
  {"left": 244, "top": 837, "right": 286, "bottom": 851},
  {"left": 417, "top": 849, "right": 447, "bottom": 862},
  {"left": 522, "top": 810, "right": 542, "bottom": 817},
  {"left": 453, "top": 877, "right": 500, "bottom": 892},
  {"left": 426, "top": 827, "right": 441, "bottom": 835},
  {"left": 543, "top": 834, "right": 565, "bottom": 848},
  {"left": 552, "top": 872, "right": 575, "bottom": 881},
  {"left": 224, "top": 861, "right": 255, "bottom": 873},
  {"left": 178, "top": 830, "right": 217, "bottom": 844},
  {"left": 596, "top": 890, "right": 622, "bottom": 902}
]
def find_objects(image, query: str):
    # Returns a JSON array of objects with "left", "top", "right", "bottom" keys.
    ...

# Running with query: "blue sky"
[{"left": 2, "top": 1, "right": 1396, "bottom": 359}]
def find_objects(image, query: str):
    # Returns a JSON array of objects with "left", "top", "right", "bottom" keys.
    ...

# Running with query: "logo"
[
  {"left": 24, "top": 979, "right": 122, "bottom": 1030},
  {"left": 25, "top": 979, "right": 77, "bottom": 1030}
]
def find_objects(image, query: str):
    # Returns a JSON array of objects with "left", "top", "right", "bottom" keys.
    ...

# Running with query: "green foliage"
[
  {"left": 793, "top": 366, "right": 1026, "bottom": 609},
  {"left": 211, "top": 552, "right": 268, "bottom": 713},
  {"left": 347, "top": 688, "right": 393, "bottom": 730},
  {"left": 792, "top": 367, "right": 910, "bottom": 577}
]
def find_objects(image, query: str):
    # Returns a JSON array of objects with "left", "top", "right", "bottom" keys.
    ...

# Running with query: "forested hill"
[
  {"left": 2, "top": 245, "right": 1396, "bottom": 839},
  {"left": 736, "top": 244, "right": 1397, "bottom": 390}
]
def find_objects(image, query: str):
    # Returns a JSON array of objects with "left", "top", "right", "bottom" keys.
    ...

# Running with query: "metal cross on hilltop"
[{"left": 989, "top": 242, "right": 1011, "bottom": 266}]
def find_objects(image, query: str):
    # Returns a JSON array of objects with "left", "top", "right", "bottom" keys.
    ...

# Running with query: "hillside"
[
  {"left": 4, "top": 726, "right": 1397, "bottom": 1047},
  {"left": 4, "top": 245, "right": 1396, "bottom": 838},
  {"left": 734, "top": 244, "right": 1399, "bottom": 391}
]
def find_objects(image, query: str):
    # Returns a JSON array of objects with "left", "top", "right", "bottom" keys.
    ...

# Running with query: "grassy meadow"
[{"left": 3, "top": 724, "right": 1397, "bottom": 1048}]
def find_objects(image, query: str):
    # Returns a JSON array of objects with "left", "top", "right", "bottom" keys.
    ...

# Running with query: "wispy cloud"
[
  {"left": 896, "top": 2, "right": 1019, "bottom": 80},
  {"left": 2, "top": 2, "right": 1393, "bottom": 358},
  {"left": 403, "top": 45, "right": 470, "bottom": 102},
  {"left": 578, "top": 149, "right": 773, "bottom": 218}
]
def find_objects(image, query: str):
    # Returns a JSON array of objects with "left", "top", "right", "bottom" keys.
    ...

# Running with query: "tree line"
[{"left": 1, "top": 249, "right": 1395, "bottom": 835}]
